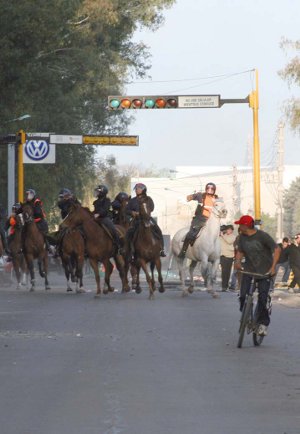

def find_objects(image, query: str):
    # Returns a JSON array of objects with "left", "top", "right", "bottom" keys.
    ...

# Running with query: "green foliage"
[
  {"left": 279, "top": 38, "right": 300, "bottom": 132},
  {"left": 0, "top": 0, "right": 175, "bottom": 215},
  {"left": 261, "top": 212, "right": 277, "bottom": 240},
  {"left": 283, "top": 177, "right": 300, "bottom": 237}
]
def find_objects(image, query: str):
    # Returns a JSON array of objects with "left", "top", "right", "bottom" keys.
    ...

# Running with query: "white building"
[{"left": 132, "top": 165, "right": 300, "bottom": 238}]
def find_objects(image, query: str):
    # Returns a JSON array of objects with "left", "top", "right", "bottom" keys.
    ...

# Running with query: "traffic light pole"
[{"left": 17, "top": 129, "right": 25, "bottom": 203}]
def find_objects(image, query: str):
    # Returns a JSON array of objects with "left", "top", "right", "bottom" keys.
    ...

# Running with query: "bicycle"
[{"left": 237, "top": 270, "right": 272, "bottom": 348}]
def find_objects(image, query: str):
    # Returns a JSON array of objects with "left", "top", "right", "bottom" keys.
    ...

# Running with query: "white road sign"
[
  {"left": 178, "top": 95, "right": 220, "bottom": 108},
  {"left": 23, "top": 140, "right": 55, "bottom": 164},
  {"left": 50, "top": 135, "right": 82, "bottom": 144}
]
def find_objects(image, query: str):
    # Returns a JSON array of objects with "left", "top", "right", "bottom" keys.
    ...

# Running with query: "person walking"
[
  {"left": 287, "top": 234, "right": 300, "bottom": 293},
  {"left": 220, "top": 224, "right": 235, "bottom": 292}
]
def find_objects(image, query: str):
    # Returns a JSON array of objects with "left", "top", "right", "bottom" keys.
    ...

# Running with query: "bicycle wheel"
[{"left": 237, "top": 296, "right": 253, "bottom": 348}]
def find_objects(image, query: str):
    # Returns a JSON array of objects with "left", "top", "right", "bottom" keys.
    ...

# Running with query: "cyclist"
[{"left": 234, "top": 215, "right": 281, "bottom": 336}]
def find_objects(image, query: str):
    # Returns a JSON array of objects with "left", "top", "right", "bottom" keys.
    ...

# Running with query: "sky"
[{"left": 99, "top": 0, "right": 300, "bottom": 171}]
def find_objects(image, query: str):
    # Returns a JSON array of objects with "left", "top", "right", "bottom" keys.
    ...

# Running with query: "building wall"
[{"left": 131, "top": 165, "right": 300, "bottom": 238}]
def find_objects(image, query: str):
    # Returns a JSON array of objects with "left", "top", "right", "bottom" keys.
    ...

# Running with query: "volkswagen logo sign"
[{"left": 25, "top": 140, "right": 50, "bottom": 161}]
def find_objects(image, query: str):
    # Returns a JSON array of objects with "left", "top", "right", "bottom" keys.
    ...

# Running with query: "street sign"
[
  {"left": 83, "top": 135, "right": 139, "bottom": 146},
  {"left": 23, "top": 140, "right": 55, "bottom": 164},
  {"left": 27, "top": 132, "right": 51, "bottom": 138},
  {"left": 178, "top": 95, "right": 220, "bottom": 108},
  {"left": 50, "top": 135, "right": 82, "bottom": 144}
]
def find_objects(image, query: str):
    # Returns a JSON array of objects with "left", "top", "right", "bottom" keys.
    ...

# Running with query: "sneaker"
[{"left": 257, "top": 324, "right": 268, "bottom": 336}]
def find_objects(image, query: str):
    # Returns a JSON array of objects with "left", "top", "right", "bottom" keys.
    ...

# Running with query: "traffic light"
[
  {"left": 16, "top": 129, "right": 26, "bottom": 145},
  {"left": 108, "top": 96, "right": 178, "bottom": 110}
]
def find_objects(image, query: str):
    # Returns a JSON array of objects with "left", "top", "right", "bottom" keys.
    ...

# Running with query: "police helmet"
[
  {"left": 94, "top": 184, "right": 108, "bottom": 197},
  {"left": 25, "top": 188, "right": 36, "bottom": 201},
  {"left": 205, "top": 182, "right": 216, "bottom": 193},
  {"left": 134, "top": 183, "right": 147, "bottom": 193},
  {"left": 116, "top": 192, "right": 129, "bottom": 202},
  {"left": 58, "top": 188, "right": 72, "bottom": 200},
  {"left": 12, "top": 203, "right": 22, "bottom": 213}
]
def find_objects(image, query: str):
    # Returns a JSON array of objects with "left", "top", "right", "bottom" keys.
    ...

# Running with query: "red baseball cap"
[{"left": 234, "top": 215, "right": 254, "bottom": 227}]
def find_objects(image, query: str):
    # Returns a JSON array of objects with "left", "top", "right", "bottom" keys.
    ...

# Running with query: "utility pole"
[
  {"left": 276, "top": 122, "right": 284, "bottom": 241},
  {"left": 232, "top": 165, "right": 239, "bottom": 217}
]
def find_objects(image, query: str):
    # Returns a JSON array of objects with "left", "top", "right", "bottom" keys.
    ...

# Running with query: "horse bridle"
[{"left": 211, "top": 201, "right": 227, "bottom": 218}]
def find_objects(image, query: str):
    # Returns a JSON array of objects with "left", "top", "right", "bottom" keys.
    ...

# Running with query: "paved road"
[{"left": 0, "top": 270, "right": 299, "bottom": 434}]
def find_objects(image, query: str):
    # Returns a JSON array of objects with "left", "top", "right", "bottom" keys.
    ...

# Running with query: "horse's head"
[
  {"left": 15, "top": 212, "right": 25, "bottom": 228},
  {"left": 212, "top": 198, "right": 227, "bottom": 219},
  {"left": 21, "top": 203, "right": 34, "bottom": 224},
  {"left": 60, "top": 203, "right": 86, "bottom": 229},
  {"left": 138, "top": 196, "right": 152, "bottom": 228}
]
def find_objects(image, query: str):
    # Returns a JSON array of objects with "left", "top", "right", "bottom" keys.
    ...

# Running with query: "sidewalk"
[{"left": 272, "top": 287, "right": 300, "bottom": 308}]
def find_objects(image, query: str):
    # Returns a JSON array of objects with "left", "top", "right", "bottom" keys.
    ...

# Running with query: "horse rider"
[
  {"left": 57, "top": 188, "right": 81, "bottom": 219},
  {"left": 93, "top": 184, "right": 122, "bottom": 254},
  {"left": 126, "top": 182, "right": 166, "bottom": 260},
  {"left": 111, "top": 192, "right": 130, "bottom": 225},
  {"left": 22, "top": 188, "right": 50, "bottom": 251},
  {"left": 0, "top": 202, "right": 8, "bottom": 254},
  {"left": 4, "top": 202, "right": 22, "bottom": 254},
  {"left": 178, "top": 182, "right": 218, "bottom": 258}
]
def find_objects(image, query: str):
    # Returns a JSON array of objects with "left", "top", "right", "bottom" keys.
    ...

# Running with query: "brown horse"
[
  {"left": 132, "top": 195, "right": 165, "bottom": 299},
  {"left": 21, "top": 203, "right": 50, "bottom": 291},
  {"left": 60, "top": 204, "right": 129, "bottom": 296},
  {"left": 8, "top": 213, "right": 28, "bottom": 289},
  {"left": 59, "top": 228, "right": 85, "bottom": 293}
]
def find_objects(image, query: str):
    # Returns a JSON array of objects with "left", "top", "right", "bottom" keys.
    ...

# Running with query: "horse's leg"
[
  {"left": 154, "top": 257, "right": 165, "bottom": 293},
  {"left": 201, "top": 260, "right": 218, "bottom": 298},
  {"left": 76, "top": 255, "right": 85, "bottom": 293},
  {"left": 12, "top": 257, "right": 22, "bottom": 289},
  {"left": 103, "top": 259, "right": 114, "bottom": 294},
  {"left": 130, "top": 263, "right": 138, "bottom": 290},
  {"left": 176, "top": 256, "right": 188, "bottom": 297},
  {"left": 42, "top": 252, "right": 50, "bottom": 290},
  {"left": 62, "top": 256, "right": 72, "bottom": 292},
  {"left": 114, "top": 254, "right": 130, "bottom": 293},
  {"left": 139, "top": 258, "right": 154, "bottom": 300},
  {"left": 26, "top": 255, "right": 35, "bottom": 291},
  {"left": 209, "top": 258, "right": 220, "bottom": 299},
  {"left": 134, "top": 264, "right": 142, "bottom": 294},
  {"left": 150, "top": 262, "right": 156, "bottom": 291},
  {"left": 90, "top": 258, "right": 101, "bottom": 296},
  {"left": 187, "top": 260, "right": 198, "bottom": 294}
]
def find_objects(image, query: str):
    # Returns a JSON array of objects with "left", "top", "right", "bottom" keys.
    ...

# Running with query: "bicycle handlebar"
[{"left": 237, "top": 270, "right": 272, "bottom": 279}]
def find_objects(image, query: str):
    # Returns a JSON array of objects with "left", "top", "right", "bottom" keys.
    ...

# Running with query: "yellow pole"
[
  {"left": 17, "top": 129, "right": 25, "bottom": 203},
  {"left": 250, "top": 70, "right": 261, "bottom": 224}
]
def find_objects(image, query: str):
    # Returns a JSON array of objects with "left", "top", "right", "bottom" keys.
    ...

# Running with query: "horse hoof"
[
  {"left": 94, "top": 293, "right": 101, "bottom": 298},
  {"left": 46, "top": 286, "right": 51, "bottom": 290},
  {"left": 212, "top": 293, "right": 219, "bottom": 299},
  {"left": 76, "top": 288, "right": 86, "bottom": 294},
  {"left": 67, "top": 288, "right": 73, "bottom": 292},
  {"left": 135, "top": 287, "right": 142, "bottom": 294},
  {"left": 108, "top": 286, "right": 115, "bottom": 292},
  {"left": 103, "top": 289, "right": 108, "bottom": 295},
  {"left": 188, "top": 286, "right": 194, "bottom": 294},
  {"left": 158, "top": 286, "right": 165, "bottom": 293}
]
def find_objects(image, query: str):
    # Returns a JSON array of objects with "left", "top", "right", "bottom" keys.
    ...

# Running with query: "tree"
[
  {"left": 283, "top": 177, "right": 300, "bottom": 237},
  {"left": 0, "top": 0, "right": 175, "bottom": 219},
  {"left": 279, "top": 38, "right": 300, "bottom": 132}
]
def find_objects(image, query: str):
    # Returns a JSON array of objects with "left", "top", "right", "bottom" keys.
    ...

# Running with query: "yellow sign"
[{"left": 83, "top": 135, "right": 138, "bottom": 146}]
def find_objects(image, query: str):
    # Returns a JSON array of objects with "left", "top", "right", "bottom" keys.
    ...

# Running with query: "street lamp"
[{"left": 0, "top": 114, "right": 31, "bottom": 128}]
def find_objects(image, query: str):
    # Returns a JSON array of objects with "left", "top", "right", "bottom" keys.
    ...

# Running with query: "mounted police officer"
[
  {"left": 57, "top": 188, "right": 81, "bottom": 219},
  {"left": 178, "top": 182, "right": 218, "bottom": 258},
  {"left": 93, "top": 184, "right": 122, "bottom": 254},
  {"left": 126, "top": 183, "right": 166, "bottom": 260},
  {"left": 5, "top": 203, "right": 22, "bottom": 251},
  {"left": 23, "top": 189, "right": 50, "bottom": 250},
  {"left": 0, "top": 203, "right": 8, "bottom": 254},
  {"left": 111, "top": 191, "right": 130, "bottom": 225}
]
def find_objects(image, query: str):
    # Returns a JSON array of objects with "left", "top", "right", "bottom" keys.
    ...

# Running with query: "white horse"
[{"left": 171, "top": 198, "right": 227, "bottom": 297}]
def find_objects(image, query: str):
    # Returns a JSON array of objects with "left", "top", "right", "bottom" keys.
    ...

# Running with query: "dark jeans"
[
  {"left": 289, "top": 264, "right": 300, "bottom": 288},
  {"left": 276, "top": 261, "right": 291, "bottom": 283},
  {"left": 240, "top": 274, "right": 272, "bottom": 326},
  {"left": 220, "top": 256, "right": 233, "bottom": 289},
  {"left": 185, "top": 215, "right": 208, "bottom": 243}
]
